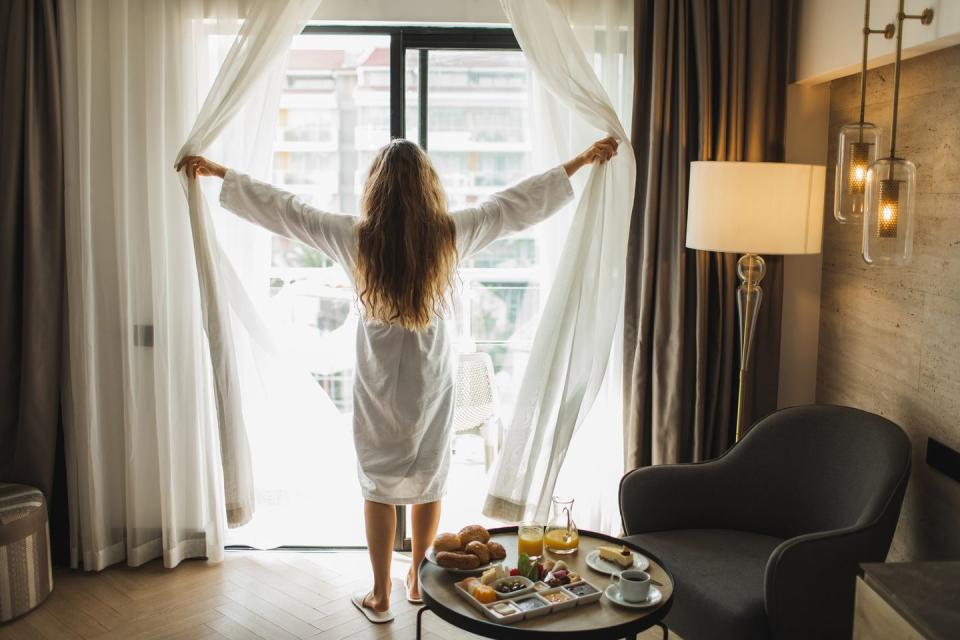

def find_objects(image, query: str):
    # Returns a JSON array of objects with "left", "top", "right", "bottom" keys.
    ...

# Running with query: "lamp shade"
[{"left": 685, "top": 161, "right": 826, "bottom": 255}]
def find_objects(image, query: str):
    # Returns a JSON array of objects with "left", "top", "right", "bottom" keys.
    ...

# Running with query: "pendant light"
[
  {"left": 863, "top": 1, "right": 934, "bottom": 265},
  {"left": 834, "top": 0, "right": 894, "bottom": 224}
]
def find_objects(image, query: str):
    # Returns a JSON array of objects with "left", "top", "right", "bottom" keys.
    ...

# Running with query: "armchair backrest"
[{"left": 723, "top": 405, "right": 911, "bottom": 539}]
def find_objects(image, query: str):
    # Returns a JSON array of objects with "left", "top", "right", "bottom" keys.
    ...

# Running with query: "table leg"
[
  {"left": 416, "top": 606, "right": 427, "bottom": 640},
  {"left": 656, "top": 622, "right": 669, "bottom": 639}
]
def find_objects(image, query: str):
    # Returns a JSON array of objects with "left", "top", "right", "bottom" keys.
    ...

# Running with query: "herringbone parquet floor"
[{"left": 0, "top": 551, "right": 669, "bottom": 640}]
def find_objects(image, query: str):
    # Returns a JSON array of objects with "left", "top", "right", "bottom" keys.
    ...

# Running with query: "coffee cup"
[{"left": 611, "top": 569, "right": 651, "bottom": 603}]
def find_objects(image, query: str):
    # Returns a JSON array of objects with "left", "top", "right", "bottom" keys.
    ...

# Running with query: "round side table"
[{"left": 417, "top": 526, "right": 674, "bottom": 640}]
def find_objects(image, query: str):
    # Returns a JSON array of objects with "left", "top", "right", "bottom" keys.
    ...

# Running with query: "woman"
[{"left": 176, "top": 135, "right": 617, "bottom": 622}]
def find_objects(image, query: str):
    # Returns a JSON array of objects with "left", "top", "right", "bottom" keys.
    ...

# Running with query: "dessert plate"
[{"left": 585, "top": 549, "right": 649, "bottom": 575}]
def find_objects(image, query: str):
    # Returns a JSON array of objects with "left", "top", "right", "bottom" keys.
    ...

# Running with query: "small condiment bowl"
[
  {"left": 562, "top": 580, "right": 603, "bottom": 605},
  {"left": 537, "top": 587, "right": 577, "bottom": 611},
  {"left": 490, "top": 576, "right": 534, "bottom": 599},
  {"left": 483, "top": 600, "right": 523, "bottom": 624}
]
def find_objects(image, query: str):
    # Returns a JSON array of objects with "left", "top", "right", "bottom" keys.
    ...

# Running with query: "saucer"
[
  {"left": 603, "top": 584, "right": 662, "bottom": 609},
  {"left": 586, "top": 549, "right": 650, "bottom": 575}
]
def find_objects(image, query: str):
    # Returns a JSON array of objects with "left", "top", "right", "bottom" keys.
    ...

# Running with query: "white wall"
[
  {"left": 312, "top": 0, "right": 507, "bottom": 25},
  {"left": 795, "top": 0, "right": 960, "bottom": 84},
  {"left": 778, "top": 83, "right": 831, "bottom": 408}
]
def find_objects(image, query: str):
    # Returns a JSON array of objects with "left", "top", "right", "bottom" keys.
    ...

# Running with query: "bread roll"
[
  {"left": 458, "top": 524, "right": 490, "bottom": 546},
  {"left": 486, "top": 541, "right": 507, "bottom": 561},
  {"left": 464, "top": 540, "right": 491, "bottom": 564},
  {"left": 433, "top": 532, "right": 462, "bottom": 553},
  {"left": 436, "top": 551, "right": 480, "bottom": 570}
]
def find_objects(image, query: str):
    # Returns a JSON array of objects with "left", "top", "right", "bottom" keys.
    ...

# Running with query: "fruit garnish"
[
  {"left": 517, "top": 553, "right": 540, "bottom": 581},
  {"left": 509, "top": 568, "right": 520, "bottom": 576}
]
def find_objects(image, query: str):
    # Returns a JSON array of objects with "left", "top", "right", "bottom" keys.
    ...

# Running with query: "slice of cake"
[{"left": 598, "top": 545, "right": 634, "bottom": 568}]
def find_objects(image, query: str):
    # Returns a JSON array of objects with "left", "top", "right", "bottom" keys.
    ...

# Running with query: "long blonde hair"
[{"left": 356, "top": 139, "right": 457, "bottom": 330}]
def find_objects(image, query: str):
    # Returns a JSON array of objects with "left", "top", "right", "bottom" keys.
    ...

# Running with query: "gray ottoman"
[{"left": 0, "top": 484, "right": 53, "bottom": 623}]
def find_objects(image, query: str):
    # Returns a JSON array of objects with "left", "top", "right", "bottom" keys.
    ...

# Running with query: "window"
[
  {"left": 403, "top": 42, "right": 542, "bottom": 535},
  {"left": 232, "top": 27, "right": 536, "bottom": 547},
  {"left": 407, "top": 48, "right": 537, "bottom": 442},
  {"left": 270, "top": 30, "right": 533, "bottom": 426},
  {"left": 267, "top": 34, "right": 391, "bottom": 424}
]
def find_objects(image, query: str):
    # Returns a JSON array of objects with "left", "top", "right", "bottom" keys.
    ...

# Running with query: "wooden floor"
[{"left": 0, "top": 551, "right": 668, "bottom": 640}]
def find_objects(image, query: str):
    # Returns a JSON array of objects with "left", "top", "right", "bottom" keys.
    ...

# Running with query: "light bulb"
[
  {"left": 877, "top": 179, "right": 900, "bottom": 238},
  {"left": 848, "top": 143, "right": 871, "bottom": 194}
]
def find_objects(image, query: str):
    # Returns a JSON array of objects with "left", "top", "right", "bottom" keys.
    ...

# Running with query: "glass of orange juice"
[{"left": 517, "top": 522, "right": 544, "bottom": 559}]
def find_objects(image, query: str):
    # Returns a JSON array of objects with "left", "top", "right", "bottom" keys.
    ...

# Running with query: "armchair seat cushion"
[{"left": 626, "top": 529, "right": 783, "bottom": 640}]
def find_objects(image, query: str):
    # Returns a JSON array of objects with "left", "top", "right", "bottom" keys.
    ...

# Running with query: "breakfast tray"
[{"left": 454, "top": 579, "right": 603, "bottom": 625}]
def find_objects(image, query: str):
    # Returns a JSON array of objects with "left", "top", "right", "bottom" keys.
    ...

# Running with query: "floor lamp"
[{"left": 685, "top": 162, "right": 825, "bottom": 442}]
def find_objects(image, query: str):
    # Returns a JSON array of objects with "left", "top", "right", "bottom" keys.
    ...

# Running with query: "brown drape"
[
  {"left": 624, "top": 0, "right": 791, "bottom": 468},
  {"left": 0, "top": 0, "right": 64, "bottom": 500}
]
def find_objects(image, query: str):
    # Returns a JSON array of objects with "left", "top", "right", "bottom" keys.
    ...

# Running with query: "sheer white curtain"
[
  {"left": 485, "top": 0, "right": 635, "bottom": 528},
  {"left": 60, "top": 0, "right": 321, "bottom": 569},
  {"left": 550, "top": 0, "right": 633, "bottom": 536},
  {"left": 176, "top": 0, "right": 322, "bottom": 527}
]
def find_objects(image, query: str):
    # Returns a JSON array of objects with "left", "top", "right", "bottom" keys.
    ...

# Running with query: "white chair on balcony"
[{"left": 453, "top": 351, "right": 500, "bottom": 470}]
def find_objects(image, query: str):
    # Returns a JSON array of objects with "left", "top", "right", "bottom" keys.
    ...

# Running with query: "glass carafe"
[{"left": 544, "top": 496, "right": 579, "bottom": 554}]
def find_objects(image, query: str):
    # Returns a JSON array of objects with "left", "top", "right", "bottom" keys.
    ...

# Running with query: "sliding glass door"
[
  {"left": 227, "top": 26, "right": 539, "bottom": 549},
  {"left": 225, "top": 32, "right": 391, "bottom": 548},
  {"left": 404, "top": 46, "right": 539, "bottom": 537}
]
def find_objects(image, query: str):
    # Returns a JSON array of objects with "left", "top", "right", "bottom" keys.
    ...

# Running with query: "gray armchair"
[{"left": 619, "top": 405, "right": 911, "bottom": 640}]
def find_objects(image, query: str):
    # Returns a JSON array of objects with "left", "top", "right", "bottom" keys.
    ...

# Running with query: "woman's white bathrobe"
[{"left": 219, "top": 165, "right": 574, "bottom": 504}]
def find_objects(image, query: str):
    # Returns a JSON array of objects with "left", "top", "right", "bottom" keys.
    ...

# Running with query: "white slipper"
[
  {"left": 351, "top": 591, "right": 395, "bottom": 624},
  {"left": 405, "top": 573, "right": 423, "bottom": 605}
]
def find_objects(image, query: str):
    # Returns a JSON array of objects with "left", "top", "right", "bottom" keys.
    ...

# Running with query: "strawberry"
[{"left": 509, "top": 568, "right": 520, "bottom": 576}]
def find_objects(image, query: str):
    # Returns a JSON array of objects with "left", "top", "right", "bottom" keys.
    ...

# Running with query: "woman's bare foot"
[
  {"left": 363, "top": 582, "right": 391, "bottom": 613},
  {"left": 406, "top": 567, "right": 421, "bottom": 600}
]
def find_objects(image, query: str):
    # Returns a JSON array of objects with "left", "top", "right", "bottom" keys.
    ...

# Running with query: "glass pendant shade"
[
  {"left": 863, "top": 156, "right": 916, "bottom": 265},
  {"left": 834, "top": 122, "right": 882, "bottom": 223}
]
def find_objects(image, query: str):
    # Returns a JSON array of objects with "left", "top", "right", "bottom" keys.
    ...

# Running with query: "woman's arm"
[
  {"left": 453, "top": 136, "right": 619, "bottom": 257},
  {"left": 563, "top": 136, "right": 618, "bottom": 177},
  {"left": 175, "top": 155, "right": 227, "bottom": 179},
  {"left": 175, "top": 156, "right": 353, "bottom": 265}
]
